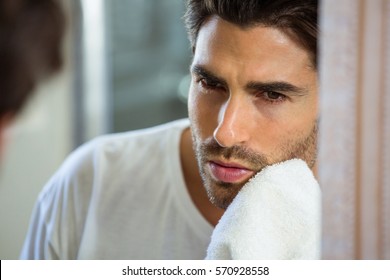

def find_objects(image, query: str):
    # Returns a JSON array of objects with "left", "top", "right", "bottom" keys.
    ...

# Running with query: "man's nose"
[{"left": 213, "top": 96, "right": 251, "bottom": 148}]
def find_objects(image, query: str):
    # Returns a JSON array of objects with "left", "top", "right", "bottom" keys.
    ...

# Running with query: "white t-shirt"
[{"left": 20, "top": 119, "right": 213, "bottom": 259}]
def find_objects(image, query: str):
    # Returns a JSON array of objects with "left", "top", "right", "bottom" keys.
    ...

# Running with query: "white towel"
[{"left": 205, "top": 158, "right": 321, "bottom": 260}]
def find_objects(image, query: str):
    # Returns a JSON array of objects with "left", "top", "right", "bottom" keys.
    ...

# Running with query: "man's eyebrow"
[
  {"left": 246, "top": 81, "right": 307, "bottom": 96},
  {"left": 190, "top": 65, "right": 228, "bottom": 87},
  {"left": 191, "top": 65, "right": 307, "bottom": 96}
]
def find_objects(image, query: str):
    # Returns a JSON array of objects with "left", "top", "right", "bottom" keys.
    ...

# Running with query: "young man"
[
  {"left": 21, "top": 0, "right": 319, "bottom": 259},
  {"left": 0, "top": 0, "right": 64, "bottom": 157}
]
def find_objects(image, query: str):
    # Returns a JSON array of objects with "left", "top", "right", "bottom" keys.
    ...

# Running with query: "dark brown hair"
[
  {"left": 184, "top": 0, "right": 318, "bottom": 68},
  {"left": 0, "top": 0, "right": 65, "bottom": 118}
]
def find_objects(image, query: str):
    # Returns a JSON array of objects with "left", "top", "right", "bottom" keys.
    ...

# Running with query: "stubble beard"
[{"left": 191, "top": 122, "right": 318, "bottom": 209}]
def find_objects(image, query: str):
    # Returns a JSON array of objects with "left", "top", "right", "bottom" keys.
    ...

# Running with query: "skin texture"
[{"left": 181, "top": 16, "right": 318, "bottom": 225}]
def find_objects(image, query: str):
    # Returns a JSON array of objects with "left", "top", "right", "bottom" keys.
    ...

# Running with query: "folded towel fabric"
[{"left": 205, "top": 158, "right": 321, "bottom": 260}]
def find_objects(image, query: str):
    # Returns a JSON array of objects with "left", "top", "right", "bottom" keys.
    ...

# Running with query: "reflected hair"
[
  {"left": 184, "top": 0, "right": 318, "bottom": 68},
  {"left": 0, "top": 0, "right": 65, "bottom": 118}
]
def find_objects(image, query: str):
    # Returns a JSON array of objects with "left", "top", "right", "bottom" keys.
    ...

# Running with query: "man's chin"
[{"left": 205, "top": 180, "right": 245, "bottom": 210}]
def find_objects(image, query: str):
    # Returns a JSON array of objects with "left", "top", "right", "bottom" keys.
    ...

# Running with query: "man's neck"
[{"left": 180, "top": 127, "right": 224, "bottom": 227}]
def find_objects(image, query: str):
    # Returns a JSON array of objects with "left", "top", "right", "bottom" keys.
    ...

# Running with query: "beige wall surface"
[{"left": 319, "top": 0, "right": 390, "bottom": 259}]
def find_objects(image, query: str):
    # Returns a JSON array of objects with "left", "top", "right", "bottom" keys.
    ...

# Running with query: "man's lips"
[{"left": 207, "top": 160, "right": 255, "bottom": 184}]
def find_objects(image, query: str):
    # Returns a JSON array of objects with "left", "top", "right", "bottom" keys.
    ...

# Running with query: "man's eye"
[
  {"left": 199, "top": 78, "right": 221, "bottom": 90},
  {"left": 262, "top": 91, "right": 286, "bottom": 103}
]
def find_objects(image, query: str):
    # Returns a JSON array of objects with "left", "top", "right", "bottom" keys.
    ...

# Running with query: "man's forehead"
[
  {"left": 196, "top": 17, "right": 309, "bottom": 59},
  {"left": 195, "top": 15, "right": 316, "bottom": 70}
]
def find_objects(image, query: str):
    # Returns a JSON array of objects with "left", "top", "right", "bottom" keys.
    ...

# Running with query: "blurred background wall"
[{"left": 319, "top": 0, "right": 390, "bottom": 259}]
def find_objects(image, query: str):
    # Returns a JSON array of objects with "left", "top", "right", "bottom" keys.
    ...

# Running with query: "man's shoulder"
[
  {"left": 100, "top": 118, "right": 189, "bottom": 144},
  {"left": 37, "top": 119, "right": 188, "bottom": 202},
  {"left": 49, "top": 118, "right": 190, "bottom": 186},
  {"left": 91, "top": 118, "right": 190, "bottom": 158}
]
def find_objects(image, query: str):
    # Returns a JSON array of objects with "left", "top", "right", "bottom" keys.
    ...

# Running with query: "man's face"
[{"left": 188, "top": 16, "right": 318, "bottom": 209}]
